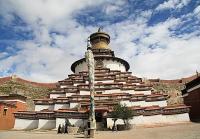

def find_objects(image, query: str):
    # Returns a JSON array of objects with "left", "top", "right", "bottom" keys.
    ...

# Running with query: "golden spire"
[{"left": 89, "top": 28, "right": 110, "bottom": 49}]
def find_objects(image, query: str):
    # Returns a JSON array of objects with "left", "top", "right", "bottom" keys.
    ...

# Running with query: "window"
[
  {"left": 3, "top": 107, "right": 8, "bottom": 116},
  {"left": 96, "top": 92, "right": 102, "bottom": 94}
]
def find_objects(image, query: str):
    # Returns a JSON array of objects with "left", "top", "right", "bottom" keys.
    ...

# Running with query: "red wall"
[{"left": 0, "top": 101, "right": 27, "bottom": 130}]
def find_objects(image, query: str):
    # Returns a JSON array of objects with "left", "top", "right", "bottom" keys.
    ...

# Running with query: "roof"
[
  {"left": 163, "top": 104, "right": 190, "bottom": 110},
  {"left": 0, "top": 94, "right": 27, "bottom": 102},
  {"left": 182, "top": 76, "right": 200, "bottom": 94},
  {"left": 0, "top": 101, "right": 16, "bottom": 107}
]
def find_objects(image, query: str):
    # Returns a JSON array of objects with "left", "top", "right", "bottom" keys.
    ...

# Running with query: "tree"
[
  {"left": 110, "top": 103, "right": 134, "bottom": 130},
  {"left": 120, "top": 105, "right": 134, "bottom": 128},
  {"left": 110, "top": 103, "right": 122, "bottom": 129}
]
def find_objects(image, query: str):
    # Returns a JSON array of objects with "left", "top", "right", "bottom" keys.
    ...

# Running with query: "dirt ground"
[{"left": 0, "top": 123, "right": 200, "bottom": 139}]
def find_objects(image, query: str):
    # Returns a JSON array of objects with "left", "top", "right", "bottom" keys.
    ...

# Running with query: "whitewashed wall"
[
  {"left": 14, "top": 119, "right": 38, "bottom": 130},
  {"left": 70, "top": 102, "right": 79, "bottom": 108},
  {"left": 103, "top": 60, "right": 126, "bottom": 72},
  {"left": 164, "top": 113, "right": 190, "bottom": 123},
  {"left": 35, "top": 104, "right": 54, "bottom": 111},
  {"left": 107, "top": 113, "right": 190, "bottom": 128},
  {"left": 144, "top": 100, "right": 167, "bottom": 107},
  {"left": 38, "top": 119, "right": 56, "bottom": 130},
  {"left": 120, "top": 100, "right": 167, "bottom": 107},
  {"left": 60, "top": 85, "right": 67, "bottom": 88},
  {"left": 107, "top": 115, "right": 145, "bottom": 128},
  {"left": 95, "top": 80, "right": 114, "bottom": 83},
  {"left": 56, "top": 118, "right": 87, "bottom": 129},
  {"left": 134, "top": 90, "right": 151, "bottom": 95},
  {"left": 141, "top": 115, "right": 164, "bottom": 125},
  {"left": 65, "top": 93, "right": 74, "bottom": 97},
  {"left": 50, "top": 94, "right": 66, "bottom": 99},
  {"left": 56, "top": 118, "right": 65, "bottom": 129},
  {"left": 80, "top": 90, "right": 90, "bottom": 95},
  {"left": 74, "top": 60, "right": 126, "bottom": 73},
  {"left": 69, "top": 119, "right": 87, "bottom": 127},
  {"left": 54, "top": 104, "right": 70, "bottom": 110},
  {"left": 122, "top": 90, "right": 134, "bottom": 94},
  {"left": 131, "top": 101, "right": 146, "bottom": 107},
  {"left": 107, "top": 118, "right": 124, "bottom": 129},
  {"left": 75, "top": 62, "right": 88, "bottom": 74},
  {"left": 103, "top": 89, "right": 121, "bottom": 94},
  {"left": 120, "top": 100, "right": 132, "bottom": 106}
]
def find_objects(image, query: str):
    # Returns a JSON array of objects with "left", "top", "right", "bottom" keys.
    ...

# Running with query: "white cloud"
[
  {"left": 156, "top": 0, "right": 191, "bottom": 11},
  {"left": 103, "top": 0, "right": 127, "bottom": 15},
  {"left": 0, "top": 0, "right": 199, "bottom": 82},
  {"left": 194, "top": 5, "right": 200, "bottom": 19},
  {"left": 105, "top": 15, "right": 200, "bottom": 80}
]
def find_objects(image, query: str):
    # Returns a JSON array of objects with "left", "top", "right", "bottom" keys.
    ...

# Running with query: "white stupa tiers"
[{"left": 13, "top": 29, "right": 190, "bottom": 130}]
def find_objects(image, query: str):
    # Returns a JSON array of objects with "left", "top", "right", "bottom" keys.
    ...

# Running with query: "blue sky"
[{"left": 0, "top": 0, "right": 200, "bottom": 82}]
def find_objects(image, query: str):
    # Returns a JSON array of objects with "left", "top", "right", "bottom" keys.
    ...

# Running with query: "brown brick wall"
[{"left": 0, "top": 101, "right": 27, "bottom": 130}]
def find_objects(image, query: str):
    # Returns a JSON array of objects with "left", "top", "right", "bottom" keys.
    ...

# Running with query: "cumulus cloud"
[
  {"left": 194, "top": 5, "right": 200, "bottom": 19},
  {"left": 156, "top": 0, "right": 191, "bottom": 11}
]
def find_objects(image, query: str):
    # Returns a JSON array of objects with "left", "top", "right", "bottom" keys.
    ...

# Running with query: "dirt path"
[{"left": 0, "top": 123, "right": 200, "bottom": 139}]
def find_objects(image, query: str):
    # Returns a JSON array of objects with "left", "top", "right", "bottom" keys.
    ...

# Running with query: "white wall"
[
  {"left": 70, "top": 102, "right": 80, "bottom": 108},
  {"left": 103, "top": 60, "right": 126, "bottom": 72},
  {"left": 120, "top": 100, "right": 132, "bottom": 106},
  {"left": 56, "top": 118, "right": 65, "bottom": 129},
  {"left": 75, "top": 62, "right": 88, "bottom": 74},
  {"left": 130, "top": 101, "right": 146, "bottom": 107},
  {"left": 66, "top": 93, "right": 74, "bottom": 97},
  {"left": 103, "top": 89, "right": 121, "bottom": 94},
  {"left": 69, "top": 119, "right": 88, "bottom": 127},
  {"left": 35, "top": 104, "right": 54, "bottom": 111},
  {"left": 144, "top": 100, "right": 167, "bottom": 107},
  {"left": 141, "top": 115, "right": 164, "bottom": 125},
  {"left": 56, "top": 118, "right": 87, "bottom": 129},
  {"left": 50, "top": 94, "right": 66, "bottom": 99},
  {"left": 107, "top": 113, "right": 190, "bottom": 127},
  {"left": 74, "top": 60, "right": 126, "bottom": 73},
  {"left": 134, "top": 90, "right": 151, "bottom": 95},
  {"left": 38, "top": 119, "right": 56, "bottom": 130},
  {"left": 122, "top": 90, "right": 134, "bottom": 94},
  {"left": 95, "top": 80, "right": 114, "bottom": 83},
  {"left": 14, "top": 119, "right": 38, "bottom": 130},
  {"left": 164, "top": 113, "right": 190, "bottom": 123},
  {"left": 107, "top": 118, "right": 124, "bottom": 129},
  {"left": 54, "top": 104, "right": 70, "bottom": 110},
  {"left": 121, "top": 100, "right": 167, "bottom": 107},
  {"left": 80, "top": 90, "right": 90, "bottom": 95}
]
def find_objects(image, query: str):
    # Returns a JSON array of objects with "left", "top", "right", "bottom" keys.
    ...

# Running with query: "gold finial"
[{"left": 98, "top": 27, "right": 103, "bottom": 32}]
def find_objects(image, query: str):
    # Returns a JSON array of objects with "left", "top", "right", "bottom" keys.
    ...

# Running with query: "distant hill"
[
  {"left": 0, "top": 75, "right": 56, "bottom": 110},
  {"left": 147, "top": 74, "right": 199, "bottom": 105}
]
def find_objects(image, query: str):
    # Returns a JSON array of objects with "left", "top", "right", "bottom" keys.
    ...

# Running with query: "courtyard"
[{"left": 0, "top": 123, "right": 200, "bottom": 139}]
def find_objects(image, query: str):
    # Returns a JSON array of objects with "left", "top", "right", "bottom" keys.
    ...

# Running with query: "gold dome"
[
  {"left": 89, "top": 28, "right": 110, "bottom": 50},
  {"left": 92, "top": 41, "right": 110, "bottom": 49}
]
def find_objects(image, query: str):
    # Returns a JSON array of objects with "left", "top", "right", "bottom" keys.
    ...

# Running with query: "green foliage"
[
  {"left": 110, "top": 103, "right": 134, "bottom": 129},
  {"left": 120, "top": 105, "right": 134, "bottom": 125},
  {"left": 110, "top": 103, "right": 122, "bottom": 121}
]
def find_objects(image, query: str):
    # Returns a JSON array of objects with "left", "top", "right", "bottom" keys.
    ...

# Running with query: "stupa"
[{"left": 13, "top": 29, "right": 190, "bottom": 130}]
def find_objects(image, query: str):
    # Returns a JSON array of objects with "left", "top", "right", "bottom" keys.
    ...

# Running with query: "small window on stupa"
[{"left": 3, "top": 107, "right": 8, "bottom": 116}]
